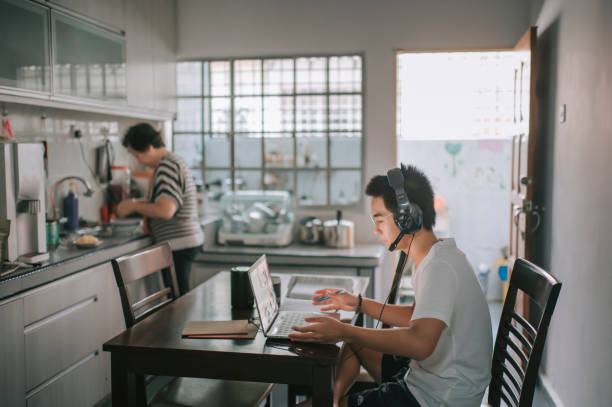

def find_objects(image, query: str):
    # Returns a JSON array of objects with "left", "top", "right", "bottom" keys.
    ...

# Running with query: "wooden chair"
[
  {"left": 111, "top": 242, "right": 274, "bottom": 407},
  {"left": 485, "top": 257, "right": 561, "bottom": 407}
]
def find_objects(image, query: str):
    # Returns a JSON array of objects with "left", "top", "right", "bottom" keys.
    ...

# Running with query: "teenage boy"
[{"left": 289, "top": 165, "right": 492, "bottom": 407}]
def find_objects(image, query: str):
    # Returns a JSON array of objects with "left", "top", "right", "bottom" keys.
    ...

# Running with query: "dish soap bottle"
[{"left": 63, "top": 182, "right": 79, "bottom": 231}]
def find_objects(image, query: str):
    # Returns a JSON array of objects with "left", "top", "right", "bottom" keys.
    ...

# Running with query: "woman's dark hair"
[
  {"left": 365, "top": 164, "right": 436, "bottom": 230},
  {"left": 122, "top": 123, "right": 165, "bottom": 152}
]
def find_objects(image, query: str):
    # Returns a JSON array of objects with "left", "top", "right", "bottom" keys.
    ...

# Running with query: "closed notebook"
[{"left": 182, "top": 320, "right": 257, "bottom": 339}]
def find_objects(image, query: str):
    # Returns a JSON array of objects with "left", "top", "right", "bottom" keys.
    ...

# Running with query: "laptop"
[{"left": 248, "top": 254, "right": 317, "bottom": 339}]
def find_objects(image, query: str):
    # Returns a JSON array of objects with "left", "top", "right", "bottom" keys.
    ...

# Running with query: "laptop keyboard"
[{"left": 273, "top": 312, "right": 312, "bottom": 336}]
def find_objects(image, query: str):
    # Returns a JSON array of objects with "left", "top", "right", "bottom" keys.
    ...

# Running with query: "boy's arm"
[
  {"left": 345, "top": 318, "right": 445, "bottom": 360},
  {"left": 290, "top": 316, "right": 445, "bottom": 361},
  {"left": 360, "top": 298, "right": 414, "bottom": 327}
]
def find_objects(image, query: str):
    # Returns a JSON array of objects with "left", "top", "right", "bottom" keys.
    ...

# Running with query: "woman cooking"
[{"left": 116, "top": 123, "right": 203, "bottom": 296}]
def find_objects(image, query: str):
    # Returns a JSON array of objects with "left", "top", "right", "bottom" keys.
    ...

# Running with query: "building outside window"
[{"left": 174, "top": 55, "right": 364, "bottom": 207}]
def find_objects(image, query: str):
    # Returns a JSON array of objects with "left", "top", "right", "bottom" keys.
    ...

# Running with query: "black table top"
[{"left": 103, "top": 271, "right": 340, "bottom": 364}]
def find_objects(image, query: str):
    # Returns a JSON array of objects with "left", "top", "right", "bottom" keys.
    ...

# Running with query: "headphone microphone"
[
  {"left": 386, "top": 165, "right": 423, "bottom": 252},
  {"left": 388, "top": 230, "right": 406, "bottom": 252}
]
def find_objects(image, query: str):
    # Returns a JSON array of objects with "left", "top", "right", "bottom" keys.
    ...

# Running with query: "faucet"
[{"left": 49, "top": 176, "right": 95, "bottom": 220}]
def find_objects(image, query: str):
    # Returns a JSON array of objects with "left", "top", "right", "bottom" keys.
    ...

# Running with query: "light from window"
[{"left": 397, "top": 52, "right": 515, "bottom": 140}]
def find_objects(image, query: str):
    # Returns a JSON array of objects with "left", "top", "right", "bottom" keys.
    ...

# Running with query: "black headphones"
[{"left": 386, "top": 164, "right": 423, "bottom": 251}]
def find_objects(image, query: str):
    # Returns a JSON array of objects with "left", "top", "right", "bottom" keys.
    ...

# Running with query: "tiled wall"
[
  {"left": 398, "top": 138, "right": 511, "bottom": 299},
  {"left": 1, "top": 102, "right": 161, "bottom": 223}
]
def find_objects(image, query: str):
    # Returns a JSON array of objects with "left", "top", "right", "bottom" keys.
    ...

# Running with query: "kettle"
[
  {"left": 323, "top": 210, "right": 355, "bottom": 248},
  {"left": 298, "top": 216, "right": 323, "bottom": 244}
]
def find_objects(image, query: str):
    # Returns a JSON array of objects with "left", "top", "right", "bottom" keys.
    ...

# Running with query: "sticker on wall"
[
  {"left": 444, "top": 142, "right": 462, "bottom": 176},
  {"left": 473, "top": 165, "right": 507, "bottom": 190}
]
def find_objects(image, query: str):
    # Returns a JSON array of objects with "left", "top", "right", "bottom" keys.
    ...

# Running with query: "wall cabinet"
[
  {"left": 0, "top": 0, "right": 50, "bottom": 92},
  {"left": 0, "top": 0, "right": 176, "bottom": 118},
  {"left": 0, "top": 262, "right": 126, "bottom": 406},
  {"left": 49, "top": 0, "right": 125, "bottom": 31},
  {"left": 51, "top": 10, "right": 127, "bottom": 101},
  {"left": 125, "top": 0, "right": 176, "bottom": 113}
]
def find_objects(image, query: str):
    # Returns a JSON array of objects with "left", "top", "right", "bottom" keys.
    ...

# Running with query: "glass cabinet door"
[
  {"left": 0, "top": 0, "right": 50, "bottom": 92},
  {"left": 52, "top": 10, "right": 126, "bottom": 100}
]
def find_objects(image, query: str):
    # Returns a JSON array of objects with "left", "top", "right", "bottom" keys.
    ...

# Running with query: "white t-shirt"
[{"left": 404, "top": 238, "right": 492, "bottom": 407}]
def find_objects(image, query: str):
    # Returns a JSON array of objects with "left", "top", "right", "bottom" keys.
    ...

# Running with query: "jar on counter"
[
  {"left": 46, "top": 219, "right": 59, "bottom": 249},
  {"left": 110, "top": 165, "right": 131, "bottom": 200}
]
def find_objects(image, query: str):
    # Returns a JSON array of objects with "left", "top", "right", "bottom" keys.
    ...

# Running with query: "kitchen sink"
[{"left": 75, "top": 225, "right": 113, "bottom": 238}]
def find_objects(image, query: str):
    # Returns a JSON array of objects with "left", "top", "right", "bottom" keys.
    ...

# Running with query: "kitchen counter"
[
  {"left": 195, "top": 242, "right": 387, "bottom": 302},
  {"left": 0, "top": 233, "right": 153, "bottom": 300},
  {"left": 199, "top": 243, "right": 385, "bottom": 268}
]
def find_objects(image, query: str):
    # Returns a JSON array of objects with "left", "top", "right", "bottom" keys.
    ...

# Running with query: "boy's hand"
[
  {"left": 288, "top": 315, "right": 346, "bottom": 344},
  {"left": 312, "top": 288, "right": 358, "bottom": 311}
]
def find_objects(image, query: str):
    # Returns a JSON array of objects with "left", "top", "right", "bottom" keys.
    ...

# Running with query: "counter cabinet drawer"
[
  {"left": 21, "top": 263, "right": 114, "bottom": 394},
  {"left": 24, "top": 294, "right": 99, "bottom": 391},
  {"left": 23, "top": 263, "right": 109, "bottom": 326},
  {"left": 25, "top": 350, "right": 105, "bottom": 407},
  {"left": 0, "top": 298, "right": 26, "bottom": 407}
]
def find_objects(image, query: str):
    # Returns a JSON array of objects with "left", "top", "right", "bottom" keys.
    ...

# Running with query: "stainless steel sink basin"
[{"left": 75, "top": 225, "right": 113, "bottom": 238}]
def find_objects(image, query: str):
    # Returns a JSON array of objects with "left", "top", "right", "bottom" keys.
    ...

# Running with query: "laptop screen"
[{"left": 247, "top": 255, "right": 278, "bottom": 334}]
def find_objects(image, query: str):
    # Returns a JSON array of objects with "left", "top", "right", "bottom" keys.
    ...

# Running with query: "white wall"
[
  {"left": 177, "top": 0, "right": 531, "bottom": 249},
  {"left": 531, "top": 0, "right": 612, "bottom": 405}
]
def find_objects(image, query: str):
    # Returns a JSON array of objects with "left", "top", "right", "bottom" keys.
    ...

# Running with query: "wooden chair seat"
[{"left": 151, "top": 377, "right": 274, "bottom": 407}]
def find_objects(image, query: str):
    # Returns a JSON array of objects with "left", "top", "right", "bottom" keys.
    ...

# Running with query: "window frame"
[{"left": 174, "top": 53, "right": 366, "bottom": 208}]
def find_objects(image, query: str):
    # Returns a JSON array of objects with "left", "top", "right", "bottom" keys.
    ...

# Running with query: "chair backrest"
[
  {"left": 111, "top": 242, "right": 179, "bottom": 328},
  {"left": 381, "top": 251, "right": 408, "bottom": 328},
  {"left": 488, "top": 258, "right": 562, "bottom": 407},
  {"left": 387, "top": 251, "right": 408, "bottom": 305}
]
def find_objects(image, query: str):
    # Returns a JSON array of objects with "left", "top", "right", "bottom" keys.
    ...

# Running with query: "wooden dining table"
[{"left": 103, "top": 271, "right": 369, "bottom": 407}]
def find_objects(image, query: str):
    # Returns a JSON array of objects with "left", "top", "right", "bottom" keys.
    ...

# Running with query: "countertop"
[
  {"left": 0, "top": 232, "right": 153, "bottom": 301},
  {"left": 198, "top": 242, "right": 386, "bottom": 268}
]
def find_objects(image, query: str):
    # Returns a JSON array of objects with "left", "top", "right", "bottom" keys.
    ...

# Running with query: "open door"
[{"left": 509, "top": 27, "right": 541, "bottom": 318}]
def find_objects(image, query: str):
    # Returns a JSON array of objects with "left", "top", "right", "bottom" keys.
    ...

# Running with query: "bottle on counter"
[{"left": 63, "top": 182, "right": 79, "bottom": 231}]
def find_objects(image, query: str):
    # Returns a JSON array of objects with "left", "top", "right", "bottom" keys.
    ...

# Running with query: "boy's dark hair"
[
  {"left": 365, "top": 164, "right": 436, "bottom": 230},
  {"left": 122, "top": 123, "right": 165, "bottom": 152}
]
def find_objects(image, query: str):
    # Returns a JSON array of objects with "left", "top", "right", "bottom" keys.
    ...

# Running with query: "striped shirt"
[{"left": 148, "top": 152, "right": 203, "bottom": 251}]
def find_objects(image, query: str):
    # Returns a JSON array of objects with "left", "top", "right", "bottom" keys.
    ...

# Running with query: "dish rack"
[{"left": 217, "top": 190, "right": 294, "bottom": 247}]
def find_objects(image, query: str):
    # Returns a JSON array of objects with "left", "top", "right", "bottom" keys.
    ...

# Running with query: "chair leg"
[{"left": 134, "top": 373, "right": 148, "bottom": 407}]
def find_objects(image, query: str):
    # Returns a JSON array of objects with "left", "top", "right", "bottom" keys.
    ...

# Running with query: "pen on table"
[{"left": 313, "top": 290, "right": 344, "bottom": 302}]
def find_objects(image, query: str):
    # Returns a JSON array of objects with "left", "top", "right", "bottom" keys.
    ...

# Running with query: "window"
[
  {"left": 174, "top": 55, "right": 364, "bottom": 206},
  {"left": 396, "top": 51, "right": 515, "bottom": 140}
]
